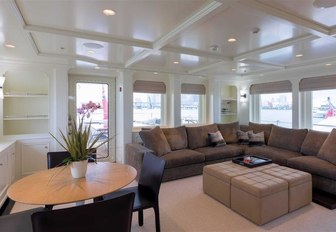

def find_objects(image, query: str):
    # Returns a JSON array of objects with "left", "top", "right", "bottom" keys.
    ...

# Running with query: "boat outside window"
[{"left": 312, "top": 90, "right": 336, "bottom": 132}]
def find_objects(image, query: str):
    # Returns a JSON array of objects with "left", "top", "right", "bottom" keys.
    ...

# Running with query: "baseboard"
[
  {"left": 312, "top": 189, "right": 336, "bottom": 210},
  {"left": 0, "top": 198, "right": 15, "bottom": 216}
]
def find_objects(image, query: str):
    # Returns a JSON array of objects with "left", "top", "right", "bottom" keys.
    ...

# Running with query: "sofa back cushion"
[
  {"left": 301, "top": 130, "right": 329, "bottom": 156},
  {"left": 217, "top": 121, "right": 239, "bottom": 143},
  {"left": 186, "top": 124, "right": 219, "bottom": 149},
  {"left": 268, "top": 125, "right": 308, "bottom": 152},
  {"left": 162, "top": 126, "right": 188, "bottom": 150},
  {"left": 317, "top": 128, "right": 336, "bottom": 165},
  {"left": 139, "top": 126, "right": 171, "bottom": 156},
  {"left": 248, "top": 122, "right": 273, "bottom": 144}
]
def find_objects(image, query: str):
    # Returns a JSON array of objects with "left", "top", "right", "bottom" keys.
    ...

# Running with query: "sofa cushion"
[
  {"left": 186, "top": 124, "right": 219, "bottom": 149},
  {"left": 288, "top": 156, "right": 336, "bottom": 181},
  {"left": 139, "top": 126, "right": 171, "bottom": 156},
  {"left": 268, "top": 125, "right": 308, "bottom": 152},
  {"left": 162, "top": 126, "right": 188, "bottom": 150},
  {"left": 208, "top": 131, "right": 226, "bottom": 147},
  {"left": 237, "top": 130, "right": 251, "bottom": 145},
  {"left": 217, "top": 121, "right": 239, "bottom": 143},
  {"left": 249, "top": 122, "right": 273, "bottom": 144},
  {"left": 239, "top": 124, "right": 250, "bottom": 132},
  {"left": 245, "top": 146, "right": 302, "bottom": 166},
  {"left": 194, "top": 145, "right": 243, "bottom": 161},
  {"left": 248, "top": 131, "right": 265, "bottom": 146},
  {"left": 317, "top": 128, "right": 336, "bottom": 165},
  {"left": 300, "top": 130, "right": 329, "bottom": 156},
  {"left": 161, "top": 149, "right": 205, "bottom": 168}
]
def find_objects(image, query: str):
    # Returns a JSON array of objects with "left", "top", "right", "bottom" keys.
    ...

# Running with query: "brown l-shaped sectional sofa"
[{"left": 125, "top": 122, "right": 336, "bottom": 196}]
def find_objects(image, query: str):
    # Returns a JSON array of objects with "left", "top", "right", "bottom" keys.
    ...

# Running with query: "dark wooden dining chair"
[
  {"left": 101, "top": 152, "right": 166, "bottom": 232},
  {"left": 0, "top": 207, "right": 45, "bottom": 232},
  {"left": 31, "top": 192, "right": 135, "bottom": 232}
]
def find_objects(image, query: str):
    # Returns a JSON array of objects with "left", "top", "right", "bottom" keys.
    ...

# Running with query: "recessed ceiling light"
[
  {"left": 94, "top": 66, "right": 100, "bottom": 69},
  {"left": 296, "top": 54, "right": 303, "bottom": 57},
  {"left": 83, "top": 42, "right": 103, "bottom": 49},
  {"left": 227, "top": 38, "right": 237, "bottom": 43},
  {"left": 87, "top": 50, "right": 95, "bottom": 54},
  {"left": 173, "top": 61, "right": 179, "bottom": 64},
  {"left": 5, "top": 44, "right": 15, "bottom": 48},
  {"left": 325, "top": 63, "right": 332, "bottom": 66},
  {"left": 153, "top": 72, "right": 158, "bottom": 75},
  {"left": 232, "top": 68, "right": 236, "bottom": 71},
  {"left": 103, "top": 9, "right": 116, "bottom": 16}
]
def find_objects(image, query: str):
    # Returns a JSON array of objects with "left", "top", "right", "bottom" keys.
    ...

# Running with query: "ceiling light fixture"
[
  {"left": 227, "top": 38, "right": 237, "bottom": 43},
  {"left": 153, "top": 72, "right": 158, "bottom": 75},
  {"left": 296, "top": 54, "right": 303, "bottom": 57},
  {"left": 87, "top": 50, "right": 95, "bottom": 54},
  {"left": 5, "top": 44, "right": 15, "bottom": 48},
  {"left": 232, "top": 68, "right": 236, "bottom": 71},
  {"left": 325, "top": 63, "right": 332, "bottom": 66},
  {"left": 173, "top": 61, "right": 179, "bottom": 64},
  {"left": 103, "top": 9, "right": 116, "bottom": 16},
  {"left": 313, "top": 0, "right": 336, "bottom": 8},
  {"left": 83, "top": 42, "right": 103, "bottom": 49}
]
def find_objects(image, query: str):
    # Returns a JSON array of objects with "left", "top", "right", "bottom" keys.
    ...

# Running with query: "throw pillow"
[
  {"left": 248, "top": 131, "right": 265, "bottom": 146},
  {"left": 208, "top": 131, "right": 226, "bottom": 147},
  {"left": 237, "top": 130, "right": 252, "bottom": 145},
  {"left": 317, "top": 128, "right": 336, "bottom": 165},
  {"left": 139, "top": 126, "right": 171, "bottom": 156}
]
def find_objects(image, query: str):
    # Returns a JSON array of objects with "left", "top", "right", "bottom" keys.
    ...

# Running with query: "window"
[
  {"left": 181, "top": 83, "right": 205, "bottom": 125},
  {"left": 299, "top": 75, "right": 336, "bottom": 132},
  {"left": 181, "top": 94, "right": 203, "bottom": 124},
  {"left": 312, "top": 90, "right": 336, "bottom": 132},
  {"left": 250, "top": 80, "right": 292, "bottom": 128},
  {"left": 133, "top": 93, "right": 162, "bottom": 127},
  {"left": 133, "top": 80, "right": 166, "bottom": 127},
  {"left": 260, "top": 93, "right": 292, "bottom": 128}
]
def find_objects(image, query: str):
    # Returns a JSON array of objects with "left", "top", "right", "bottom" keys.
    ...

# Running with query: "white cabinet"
[
  {"left": 20, "top": 140, "right": 49, "bottom": 176},
  {"left": 3, "top": 70, "right": 49, "bottom": 135},
  {"left": 221, "top": 85, "right": 238, "bottom": 123},
  {"left": 0, "top": 142, "right": 15, "bottom": 208}
]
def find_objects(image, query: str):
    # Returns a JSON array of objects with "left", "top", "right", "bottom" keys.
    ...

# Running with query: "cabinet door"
[
  {"left": 21, "top": 143, "right": 49, "bottom": 176},
  {"left": 8, "top": 145, "right": 16, "bottom": 183},
  {"left": 0, "top": 151, "right": 9, "bottom": 208}
]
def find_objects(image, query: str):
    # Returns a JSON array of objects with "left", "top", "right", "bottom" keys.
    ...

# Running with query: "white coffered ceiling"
[{"left": 1, "top": 0, "right": 336, "bottom": 77}]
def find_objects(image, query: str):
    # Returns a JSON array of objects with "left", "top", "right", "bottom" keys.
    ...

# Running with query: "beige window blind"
[
  {"left": 133, "top": 80, "right": 166, "bottom": 93},
  {"left": 299, "top": 75, "right": 336, "bottom": 92},
  {"left": 250, "top": 80, "right": 292, "bottom": 94},
  {"left": 181, "top": 83, "right": 206, "bottom": 95}
]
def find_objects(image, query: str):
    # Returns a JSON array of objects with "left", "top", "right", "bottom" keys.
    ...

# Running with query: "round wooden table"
[{"left": 7, "top": 162, "right": 137, "bottom": 206}]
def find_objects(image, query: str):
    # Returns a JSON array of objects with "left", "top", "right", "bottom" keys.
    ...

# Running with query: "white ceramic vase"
[{"left": 70, "top": 160, "right": 88, "bottom": 178}]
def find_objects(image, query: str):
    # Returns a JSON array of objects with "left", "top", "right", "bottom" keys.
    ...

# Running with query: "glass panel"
[
  {"left": 181, "top": 94, "right": 200, "bottom": 124},
  {"left": 312, "top": 90, "right": 336, "bottom": 132},
  {"left": 133, "top": 93, "right": 161, "bottom": 127},
  {"left": 260, "top": 93, "right": 292, "bottom": 128},
  {"left": 76, "top": 83, "right": 109, "bottom": 157}
]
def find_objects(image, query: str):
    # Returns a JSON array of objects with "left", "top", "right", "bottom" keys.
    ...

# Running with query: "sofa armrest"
[{"left": 125, "top": 143, "right": 153, "bottom": 181}]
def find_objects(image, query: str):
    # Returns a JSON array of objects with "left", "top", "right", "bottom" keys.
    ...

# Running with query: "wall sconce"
[
  {"left": 240, "top": 89, "right": 247, "bottom": 102},
  {"left": 0, "top": 75, "right": 5, "bottom": 99}
]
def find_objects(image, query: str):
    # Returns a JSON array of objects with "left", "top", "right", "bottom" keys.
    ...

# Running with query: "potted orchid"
[{"left": 50, "top": 101, "right": 110, "bottom": 178}]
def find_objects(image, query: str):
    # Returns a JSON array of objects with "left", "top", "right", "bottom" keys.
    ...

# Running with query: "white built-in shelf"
[
  {"left": 221, "top": 113, "right": 237, "bottom": 116},
  {"left": 4, "top": 92, "right": 48, "bottom": 98},
  {"left": 4, "top": 115, "right": 49, "bottom": 121},
  {"left": 222, "top": 98, "right": 237, "bottom": 101}
]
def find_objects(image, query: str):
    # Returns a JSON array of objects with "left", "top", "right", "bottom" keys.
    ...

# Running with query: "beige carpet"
[{"left": 11, "top": 175, "right": 336, "bottom": 232}]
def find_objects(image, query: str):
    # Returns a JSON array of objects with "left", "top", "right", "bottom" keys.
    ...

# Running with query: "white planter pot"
[{"left": 70, "top": 160, "right": 88, "bottom": 178}]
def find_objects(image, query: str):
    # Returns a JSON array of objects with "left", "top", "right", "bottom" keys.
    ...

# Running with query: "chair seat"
[
  {"left": 0, "top": 207, "right": 45, "bottom": 232},
  {"left": 103, "top": 186, "right": 155, "bottom": 211}
]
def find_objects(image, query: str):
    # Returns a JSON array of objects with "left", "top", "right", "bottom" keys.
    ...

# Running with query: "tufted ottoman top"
[{"left": 261, "top": 166, "right": 311, "bottom": 186}]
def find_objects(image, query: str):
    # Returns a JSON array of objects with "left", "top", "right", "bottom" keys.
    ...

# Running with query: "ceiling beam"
[
  {"left": 24, "top": 25, "right": 153, "bottom": 49},
  {"left": 163, "top": 45, "right": 232, "bottom": 62},
  {"left": 244, "top": 0, "right": 331, "bottom": 36},
  {"left": 240, "top": 60, "right": 284, "bottom": 69},
  {"left": 188, "top": 60, "right": 229, "bottom": 74},
  {"left": 234, "top": 34, "right": 318, "bottom": 61},
  {"left": 125, "top": 0, "right": 224, "bottom": 68}
]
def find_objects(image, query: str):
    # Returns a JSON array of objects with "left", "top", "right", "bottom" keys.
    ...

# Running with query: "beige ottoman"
[
  {"left": 231, "top": 171, "right": 288, "bottom": 225},
  {"left": 203, "top": 161, "right": 278, "bottom": 207},
  {"left": 261, "top": 166, "right": 312, "bottom": 212}
]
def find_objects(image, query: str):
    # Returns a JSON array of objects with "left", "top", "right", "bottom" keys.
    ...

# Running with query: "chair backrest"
[
  {"left": 47, "top": 151, "right": 97, "bottom": 169},
  {"left": 31, "top": 192, "right": 135, "bottom": 232},
  {"left": 138, "top": 152, "right": 166, "bottom": 200}
]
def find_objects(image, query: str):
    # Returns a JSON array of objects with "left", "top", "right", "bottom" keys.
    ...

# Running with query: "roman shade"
[
  {"left": 181, "top": 83, "right": 206, "bottom": 95},
  {"left": 299, "top": 75, "right": 336, "bottom": 92},
  {"left": 250, "top": 80, "right": 292, "bottom": 94},
  {"left": 133, "top": 80, "right": 166, "bottom": 93}
]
